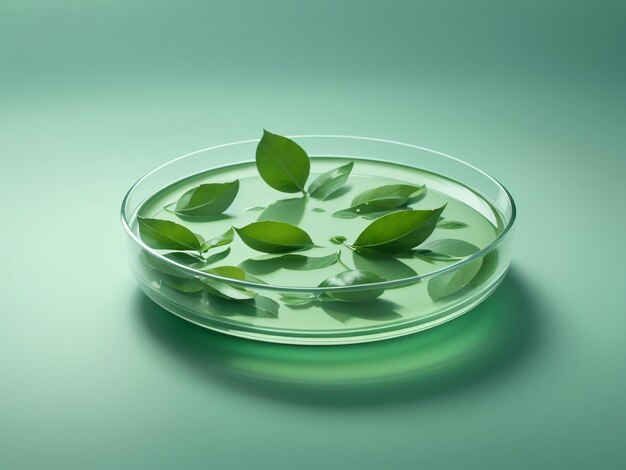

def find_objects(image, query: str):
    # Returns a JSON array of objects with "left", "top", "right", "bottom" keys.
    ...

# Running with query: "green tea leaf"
[
  {"left": 333, "top": 184, "right": 425, "bottom": 218},
  {"left": 318, "top": 270, "right": 385, "bottom": 302},
  {"left": 308, "top": 161, "right": 354, "bottom": 200},
  {"left": 280, "top": 293, "right": 317, "bottom": 307},
  {"left": 255, "top": 130, "right": 310, "bottom": 193},
  {"left": 471, "top": 250, "right": 499, "bottom": 286},
  {"left": 201, "top": 227, "right": 234, "bottom": 252},
  {"left": 271, "top": 252, "right": 340, "bottom": 270},
  {"left": 143, "top": 251, "right": 206, "bottom": 278},
  {"left": 332, "top": 209, "right": 362, "bottom": 219},
  {"left": 330, "top": 235, "right": 347, "bottom": 245},
  {"left": 437, "top": 220, "right": 468, "bottom": 229},
  {"left": 321, "top": 299, "right": 402, "bottom": 322},
  {"left": 137, "top": 217, "right": 203, "bottom": 252},
  {"left": 174, "top": 180, "right": 239, "bottom": 219},
  {"left": 202, "top": 265, "right": 257, "bottom": 300},
  {"left": 203, "top": 292, "right": 280, "bottom": 318},
  {"left": 351, "top": 184, "right": 423, "bottom": 208},
  {"left": 351, "top": 206, "right": 445, "bottom": 253},
  {"left": 240, "top": 252, "right": 339, "bottom": 274},
  {"left": 161, "top": 275, "right": 205, "bottom": 293},
  {"left": 247, "top": 296, "right": 280, "bottom": 317},
  {"left": 258, "top": 197, "right": 306, "bottom": 225},
  {"left": 352, "top": 251, "right": 418, "bottom": 281},
  {"left": 427, "top": 258, "right": 483, "bottom": 300},
  {"left": 144, "top": 249, "right": 231, "bottom": 279},
  {"left": 360, "top": 208, "right": 411, "bottom": 220},
  {"left": 234, "top": 221, "right": 314, "bottom": 253},
  {"left": 202, "top": 247, "right": 231, "bottom": 265},
  {"left": 413, "top": 239, "right": 479, "bottom": 261},
  {"left": 143, "top": 252, "right": 206, "bottom": 292},
  {"left": 204, "top": 265, "right": 246, "bottom": 279}
]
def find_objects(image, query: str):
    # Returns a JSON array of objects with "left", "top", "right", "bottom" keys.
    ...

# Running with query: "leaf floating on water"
[
  {"left": 413, "top": 239, "right": 479, "bottom": 261},
  {"left": 173, "top": 180, "right": 239, "bottom": 219},
  {"left": 330, "top": 235, "right": 347, "bottom": 245},
  {"left": 255, "top": 130, "right": 310, "bottom": 193},
  {"left": 234, "top": 221, "right": 314, "bottom": 253},
  {"left": 351, "top": 206, "right": 445, "bottom": 253},
  {"left": 137, "top": 216, "right": 204, "bottom": 252},
  {"left": 311, "top": 207, "right": 326, "bottom": 213},
  {"left": 308, "top": 161, "right": 354, "bottom": 200},
  {"left": 360, "top": 207, "right": 412, "bottom": 220},
  {"left": 201, "top": 227, "right": 235, "bottom": 252},
  {"left": 318, "top": 270, "right": 385, "bottom": 302},
  {"left": 333, "top": 184, "right": 425, "bottom": 218},
  {"left": 332, "top": 209, "right": 361, "bottom": 219},
  {"left": 351, "top": 184, "right": 423, "bottom": 208},
  {"left": 202, "top": 247, "right": 232, "bottom": 265}
]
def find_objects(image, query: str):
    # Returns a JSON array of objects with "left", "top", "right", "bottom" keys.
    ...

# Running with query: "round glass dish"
[{"left": 121, "top": 136, "right": 515, "bottom": 345}]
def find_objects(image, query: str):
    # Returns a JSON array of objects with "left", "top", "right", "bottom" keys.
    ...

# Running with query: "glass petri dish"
[{"left": 121, "top": 136, "right": 515, "bottom": 345}]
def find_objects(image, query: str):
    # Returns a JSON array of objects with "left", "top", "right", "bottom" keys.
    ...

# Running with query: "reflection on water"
[
  {"left": 257, "top": 197, "right": 306, "bottom": 225},
  {"left": 136, "top": 270, "right": 540, "bottom": 407}
]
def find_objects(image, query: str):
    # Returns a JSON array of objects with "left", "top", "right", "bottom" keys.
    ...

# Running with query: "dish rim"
[{"left": 121, "top": 135, "right": 516, "bottom": 293}]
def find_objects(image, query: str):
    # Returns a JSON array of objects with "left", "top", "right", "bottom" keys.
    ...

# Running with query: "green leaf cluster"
[
  {"left": 135, "top": 129, "right": 483, "bottom": 314},
  {"left": 333, "top": 184, "right": 425, "bottom": 218},
  {"left": 256, "top": 130, "right": 353, "bottom": 199}
]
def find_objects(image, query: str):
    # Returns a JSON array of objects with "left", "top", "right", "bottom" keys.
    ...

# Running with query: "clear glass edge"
[{"left": 120, "top": 135, "right": 517, "bottom": 293}]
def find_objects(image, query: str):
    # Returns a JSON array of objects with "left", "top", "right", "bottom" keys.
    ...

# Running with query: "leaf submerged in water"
[
  {"left": 427, "top": 258, "right": 483, "bottom": 300},
  {"left": 202, "top": 265, "right": 258, "bottom": 300},
  {"left": 240, "top": 252, "right": 340, "bottom": 274},
  {"left": 413, "top": 239, "right": 479, "bottom": 261},
  {"left": 318, "top": 270, "right": 385, "bottom": 302}
]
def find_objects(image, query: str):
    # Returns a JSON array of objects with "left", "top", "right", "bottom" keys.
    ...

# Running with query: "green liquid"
[{"left": 136, "top": 158, "right": 504, "bottom": 338}]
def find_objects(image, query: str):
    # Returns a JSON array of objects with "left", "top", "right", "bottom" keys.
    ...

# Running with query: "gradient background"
[{"left": 1, "top": 1, "right": 625, "bottom": 468}]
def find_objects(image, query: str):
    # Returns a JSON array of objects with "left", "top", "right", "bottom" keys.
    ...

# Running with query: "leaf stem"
[
  {"left": 336, "top": 256, "right": 350, "bottom": 271},
  {"left": 336, "top": 249, "right": 355, "bottom": 271}
]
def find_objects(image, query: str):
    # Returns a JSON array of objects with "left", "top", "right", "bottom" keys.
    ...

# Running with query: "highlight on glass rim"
[{"left": 122, "top": 131, "right": 515, "bottom": 344}]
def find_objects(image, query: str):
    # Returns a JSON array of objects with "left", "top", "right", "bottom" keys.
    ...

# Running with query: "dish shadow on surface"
[{"left": 136, "top": 269, "right": 543, "bottom": 408}]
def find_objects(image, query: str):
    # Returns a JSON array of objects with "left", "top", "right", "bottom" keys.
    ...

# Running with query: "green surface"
[{"left": 1, "top": 1, "right": 625, "bottom": 468}]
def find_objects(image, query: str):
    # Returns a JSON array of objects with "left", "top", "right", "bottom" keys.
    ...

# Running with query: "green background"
[{"left": 1, "top": 1, "right": 625, "bottom": 468}]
